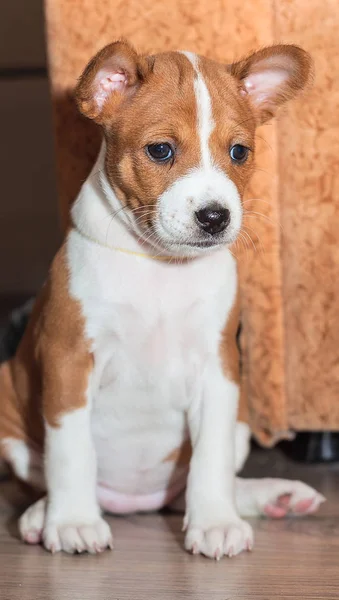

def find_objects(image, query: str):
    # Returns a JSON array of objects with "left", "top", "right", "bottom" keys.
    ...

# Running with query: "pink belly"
[{"left": 97, "top": 472, "right": 187, "bottom": 514}]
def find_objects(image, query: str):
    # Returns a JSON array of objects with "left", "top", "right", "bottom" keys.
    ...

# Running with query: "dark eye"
[
  {"left": 229, "top": 144, "right": 249, "bottom": 164},
  {"left": 146, "top": 143, "right": 174, "bottom": 163}
]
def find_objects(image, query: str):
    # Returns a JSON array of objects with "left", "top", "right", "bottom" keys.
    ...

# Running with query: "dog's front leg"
[
  {"left": 41, "top": 354, "right": 112, "bottom": 554},
  {"left": 185, "top": 361, "right": 253, "bottom": 559}
]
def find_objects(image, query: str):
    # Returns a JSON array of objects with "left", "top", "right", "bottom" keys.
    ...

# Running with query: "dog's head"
[{"left": 75, "top": 41, "right": 312, "bottom": 256}]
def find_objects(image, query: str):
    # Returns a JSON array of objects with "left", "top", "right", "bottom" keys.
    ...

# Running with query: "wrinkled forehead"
[{"left": 117, "top": 51, "right": 254, "bottom": 142}]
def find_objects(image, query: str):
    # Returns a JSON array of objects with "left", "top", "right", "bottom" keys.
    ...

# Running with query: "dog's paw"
[
  {"left": 185, "top": 518, "right": 253, "bottom": 559},
  {"left": 43, "top": 517, "right": 113, "bottom": 554},
  {"left": 20, "top": 497, "right": 47, "bottom": 545},
  {"left": 246, "top": 479, "right": 325, "bottom": 518}
]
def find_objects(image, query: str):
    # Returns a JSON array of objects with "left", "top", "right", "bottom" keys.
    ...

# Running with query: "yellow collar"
[{"left": 73, "top": 226, "right": 182, "bottom": 263}]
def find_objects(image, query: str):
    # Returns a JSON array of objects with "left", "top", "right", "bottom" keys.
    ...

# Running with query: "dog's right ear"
[{"left": 75, "top": 41, "right": 149, "bottom": 125}]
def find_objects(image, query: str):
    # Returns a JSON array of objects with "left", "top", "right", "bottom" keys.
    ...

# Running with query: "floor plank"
[{"left": 1, "top": 447, "right": 339, "bottom": 599}]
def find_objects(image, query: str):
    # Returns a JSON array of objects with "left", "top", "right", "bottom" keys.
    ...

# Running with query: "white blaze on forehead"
[{"left": 180, "top": 51, "right": 215, "bottom": 169}]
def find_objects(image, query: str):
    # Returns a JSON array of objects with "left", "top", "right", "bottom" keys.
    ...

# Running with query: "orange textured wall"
[{"left": 276, "top": 0, "right": 339, "bottom": 430}]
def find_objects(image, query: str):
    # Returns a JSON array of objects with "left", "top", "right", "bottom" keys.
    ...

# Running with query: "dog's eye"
[
  {"left": 146, "top": 143, "right": 174, "bottom": 163},
  {"left": 229, "top": 144, "right": 249, "bottom": 164}
]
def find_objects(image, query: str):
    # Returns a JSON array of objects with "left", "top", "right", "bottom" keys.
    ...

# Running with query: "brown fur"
[
  {"left": 0, "top": 244, "right": 92, "bottom": 461},
  {"left": 220, "top": 288, "right": 241, "bottom": 384},
  {"left": 104, "top": 51, "right": 200, "bottom": 219},
  {"left": 163, "top": 438, "right": 192, "bottom": 466},
  {"left": 39, "top": 247, "right": 93, "bottom": 428}
]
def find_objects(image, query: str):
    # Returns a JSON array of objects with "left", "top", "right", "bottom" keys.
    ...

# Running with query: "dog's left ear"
[
  {"left": 75, "top": 40, "right": 149, "bottom": 126},
  {"left": 229, "top": 45, "right": 313, "bottom": 124}
]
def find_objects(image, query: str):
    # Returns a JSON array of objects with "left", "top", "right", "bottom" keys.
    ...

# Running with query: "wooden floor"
[{"left": 1, "top": 448, "right": 339, "bottom": 600}]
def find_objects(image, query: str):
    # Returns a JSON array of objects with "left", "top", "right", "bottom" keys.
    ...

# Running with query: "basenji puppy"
[{"left": 0, "top": 41, "right": 324, "bottom": 559}]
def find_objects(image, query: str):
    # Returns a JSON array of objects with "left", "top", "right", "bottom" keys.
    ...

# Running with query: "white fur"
[
  {"left": 235, "top": 478, "right": 325, "bottom": 518},
  {"left": 20, "top": 497, "right": 46, "bottom": 544},
  {"left": 3, "top": 438, "right": 31, "bottom": 481},
  {"left": 155, "top": 167, "right": 242, "bottom": 253},
  {"left": 184, "top": 369, "right": 254, "bottom": 557},
  {"left": 185, "top": 52, "right": 215, "bottom": 169},
  {"left": 43, "top": 405, "right": 113, "bottom": 553},
  {"left": 234, "top": 421, "right": 251, "bottom": 472},
  {"left": 2, "top": 438, "right": 43, "bottom": 488},
  {"left": 44, "top": 406, "right": 98, "bottom": 522}
]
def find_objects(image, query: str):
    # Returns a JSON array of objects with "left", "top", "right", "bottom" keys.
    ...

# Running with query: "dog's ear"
[
  {"left": 229, "top": 45, "right": 313, "bottom": 124},
  {"left": 75, "top": 40, "right": 149, "bottom": 125}
]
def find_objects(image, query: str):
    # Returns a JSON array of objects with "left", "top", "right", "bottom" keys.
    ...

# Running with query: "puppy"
[{"left": 0, "top": 41, "right": 324, "bottom": 558}]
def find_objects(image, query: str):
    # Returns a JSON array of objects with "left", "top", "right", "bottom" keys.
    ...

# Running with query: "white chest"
[
  {"left": 67, "top": 230, "right": 237, "bottom": 384},
  {"left": 66, "top": 231, "right": 237, "bottom": 499}
]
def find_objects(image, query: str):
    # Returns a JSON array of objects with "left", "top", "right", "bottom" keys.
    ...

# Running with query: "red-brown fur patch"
[{"left": 0, "top": 243, "right": 92, "bottom": 463}]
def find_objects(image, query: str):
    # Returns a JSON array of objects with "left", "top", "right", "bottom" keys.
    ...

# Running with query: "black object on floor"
[
  {"left": 280, "top": 431, "right": 339, "bottom": 463},
  {"left": 0, "top": 299, "right": 34, "bottom": 363}
]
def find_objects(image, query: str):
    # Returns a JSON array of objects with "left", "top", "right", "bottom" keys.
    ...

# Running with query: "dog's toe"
[
  {"left": 19, "top": 497, "right": 47, "bottom": 545},
  {"left": 43, "top": 517, "right": 113, "bottom": 555}
]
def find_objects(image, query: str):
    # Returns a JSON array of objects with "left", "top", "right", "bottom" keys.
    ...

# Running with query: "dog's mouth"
[
  {"left": 138, "top": 231, "right": 233, "bottom": 257},
  {"left": 143, "top": 231, "right": 235, "bottom": 257},
  {"left": 129, "top": 213, "right": 239, "bottom": 257},
  {"left": 186, "top": 240, "right": 222, "bottom": 249}
]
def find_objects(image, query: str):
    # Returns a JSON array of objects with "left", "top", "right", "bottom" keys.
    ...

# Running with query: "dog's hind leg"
[
  {"left": 19, "top": 496, "right": 47, "bottom": 545},
  {"left": 1, "top": 437, "right": 45, "bottom": 489},
  {"left": 168, "top": 422, "right": 325, "bottom": 519},
  {"left": 235, "top": 477, "right": 325, "bottom": 517},
  {"left": 0, "top": 361, "right": 45, "bottom": 490},
  {"left": 233, "top": 422, "right": 325, "bottom": 517}
]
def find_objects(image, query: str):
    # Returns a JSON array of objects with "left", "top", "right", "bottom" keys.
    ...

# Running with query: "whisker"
[
  {"left": 104, "top": 204, "right": 132, "bottom": 244},
  {"left": 243, "top": 198, "right": 273, "bottom": 207},
  {"left": 133, "top": 211, "right": 158, "bottom": 227},
  {"left": 138, "top": 227, "right": 163, "bottom": 252},
  {"left": 89, "top": 168, "right": 104, "bottom": 181},
  {"left": 128, "top": 205, "right": 157, "bottom": 214},
  {"left": 240, "top": 229, "right": 257, "bottom": 253},
  {"left": 254, "top": 134, "right": 275, "bottom": 155},
  {"left": 239, "top": 231, "right": 251, "bottom": 251},
  {"left": 237, "top": 232, "right": 250, "bottom": 257},
  {"left": 227, "top": 115, "right": 257, "bottom": 136},
  {"left": 244, "top": 210, "right": 282, "bottom": 231},
  {"left": 103, "top": 203, "right": 158, "bottom": 244},
  {"left": 231, "top": 238, "right": 243, "bottom": 261},
  {"left": 242, "top": 224, "right": 264, "bottom": 255},
  {"left": 251, "top": 166, "right": 275, "bottom": 178}
]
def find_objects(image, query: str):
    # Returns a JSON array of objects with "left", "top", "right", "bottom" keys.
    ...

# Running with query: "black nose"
[{"left": 195, "top": 204, "right": 230, "bottom": 235}]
